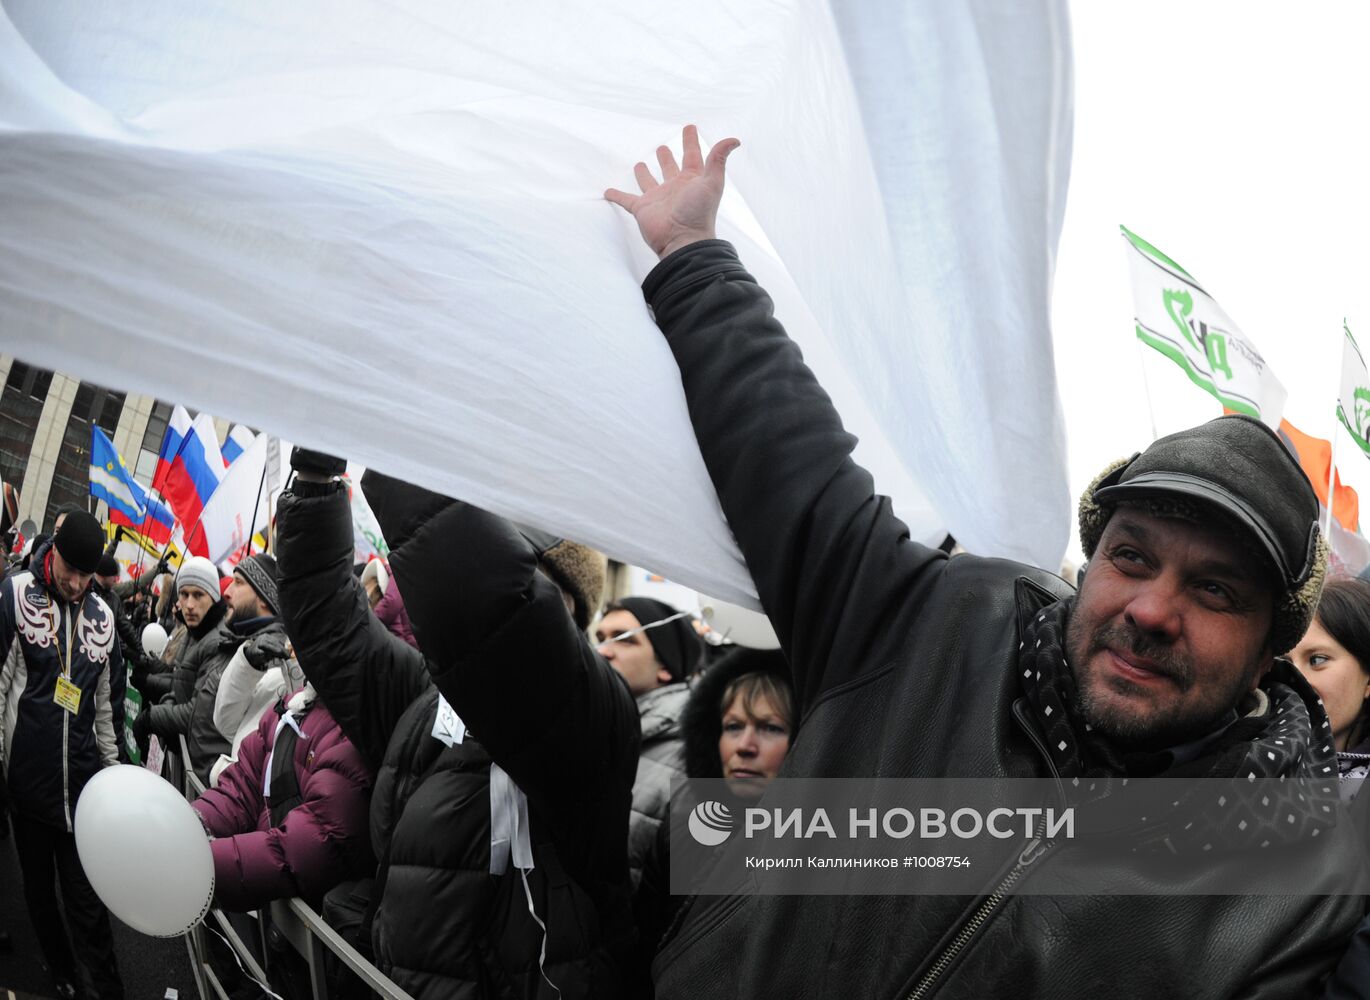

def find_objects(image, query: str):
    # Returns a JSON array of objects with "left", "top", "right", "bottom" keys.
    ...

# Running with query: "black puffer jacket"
[
  {"left": 277, "top": 478, "right": 639, "bottom": 1000},
  {"left": 644, "top": 241, "right": 1365, "bottom": 1000}
]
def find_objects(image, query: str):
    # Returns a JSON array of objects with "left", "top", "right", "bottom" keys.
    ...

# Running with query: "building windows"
[
  {"left": 0, "top": 363, "right": 46, "bottom": 493},
  {"left": 4, "top": 362, "right": 53, "bottom": 403},
  {"left": 43, "top": 380, "right": 128, "bottom": 529},
  {"left": 135, "top": 401, "right": 173, "bottom": 483}
]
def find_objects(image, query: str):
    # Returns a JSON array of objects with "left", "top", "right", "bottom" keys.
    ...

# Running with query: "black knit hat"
[
  {"left": 96, "top": 554, "right": 121, "bottom": 578},
  {"left": 234, "top": 553, "right": 280, "bottom": 616},
  {"left": 611, "top": 596, "right": 703, "bottom": 682},
  {"left": 1079, "top": 414, "right": 1326, "bottom": 654},
  {"left": 53, "top": 511, "right": 104, "bottom": 574}
]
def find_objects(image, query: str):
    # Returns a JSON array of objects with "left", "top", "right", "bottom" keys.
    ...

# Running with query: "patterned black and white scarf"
[
  {"left": 1016, "top": 598, "right": 1341, "bottom": 852},
  {"left": 1016, "top": 599, "right": 1126, "bottom": 783}
]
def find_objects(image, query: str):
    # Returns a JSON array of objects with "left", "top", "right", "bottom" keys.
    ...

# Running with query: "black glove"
[
  {"left": 243, "top": 635, "right": 290, "bottom": 671},
  {"left": 132, "top": 707, "right": 153, "bottom": 743},
  {"left": 155, "top": 555, "right": 171, "bottom": 576},
  {"left": 290, "top": 446, "right": 347, "bottom": 479},
  {"left": 130, "top": 657, "right": 149, "bottom": 693}
]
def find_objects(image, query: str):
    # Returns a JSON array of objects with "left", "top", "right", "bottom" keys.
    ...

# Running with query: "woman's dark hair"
[
  {"left": 1315, "top": 578, "right": 1370, "bottom": 674},
  {"left": 1313, "top": 577, "right": 1370, "bottom": 746}
]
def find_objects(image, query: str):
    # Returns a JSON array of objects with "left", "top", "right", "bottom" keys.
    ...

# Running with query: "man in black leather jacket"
[{"left": 605, "top": 126, "right": 1365, "bottom": 999}]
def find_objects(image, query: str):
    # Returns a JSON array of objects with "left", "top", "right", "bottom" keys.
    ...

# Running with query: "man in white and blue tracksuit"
[{"left": 0, "top": 511, "right": 124, "bottom": 1000}]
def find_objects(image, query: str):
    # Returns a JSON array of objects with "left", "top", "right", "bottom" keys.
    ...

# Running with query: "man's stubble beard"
[{"left": 1065, "top": 611, "right": 1255, "bottom": 752}]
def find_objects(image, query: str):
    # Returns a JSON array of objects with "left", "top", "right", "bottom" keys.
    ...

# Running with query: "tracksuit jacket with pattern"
[{"left": 0, "top": 541, "right": 121, "bottom": 830}]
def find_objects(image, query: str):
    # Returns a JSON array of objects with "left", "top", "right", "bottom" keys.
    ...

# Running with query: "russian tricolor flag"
[
  {"left": 152, "top": 406, "right": 224, "bottom": 552},
  {"left": 222, "top": 424, "right": 255, "bottom": 466}
]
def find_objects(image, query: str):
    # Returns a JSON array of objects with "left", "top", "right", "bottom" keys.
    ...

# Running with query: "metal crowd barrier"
[{"left": 175, "top": 739, "right": 416, "bottom": 1000}]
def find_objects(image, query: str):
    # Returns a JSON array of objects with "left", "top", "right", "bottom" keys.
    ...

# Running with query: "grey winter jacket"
[
  {"left": 147, "top": 614, "right": 232, "bottom": 743},
  {"left": 627, "top": 682, "right": 688, "bottom": 887}
]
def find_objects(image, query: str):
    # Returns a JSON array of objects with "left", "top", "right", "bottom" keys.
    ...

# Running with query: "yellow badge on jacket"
[{"left": 54, "top": 675, "right": 82, "bottom": 715}]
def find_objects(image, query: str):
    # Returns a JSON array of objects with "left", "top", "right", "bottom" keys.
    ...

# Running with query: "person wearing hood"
[
  {"left": 633, "top": 647, "right": 794, "bottom": 980},
  {"left": 276, "top": 451, "right": 639, "bottom": 999},
  {"left": 606, "top": 125, "right": 1364, "bottom": 999},
  {"left": 595, "top": 596, "right": 703, "bottom": 886},
  {"left": 0, "top": 512, "right": 125, "bottom": 999}
]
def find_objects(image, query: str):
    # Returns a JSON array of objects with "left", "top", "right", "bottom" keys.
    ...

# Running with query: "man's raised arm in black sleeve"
[
  {"left": 605, "top": 125, "right": 951, "bottom": 712},
  {"left": 365, "top": 470, "right": 639, "bottom": 814},
  {"left": 274, "top": 469, "right": 430, "bottom": 772}
]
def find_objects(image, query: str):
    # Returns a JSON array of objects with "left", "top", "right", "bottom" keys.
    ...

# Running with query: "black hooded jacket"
[{"left": 276, "top": 476, "right": 639, "bottom": 1000}]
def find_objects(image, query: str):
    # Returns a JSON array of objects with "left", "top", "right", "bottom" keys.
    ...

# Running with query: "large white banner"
[{"left": 0, "top": 1, "right": 1073, "bottom": 606}]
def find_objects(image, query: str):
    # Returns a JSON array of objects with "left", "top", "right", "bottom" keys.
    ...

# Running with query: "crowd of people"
[{"left": 0, "top": 125, "right": 1367, "bottom": 998}]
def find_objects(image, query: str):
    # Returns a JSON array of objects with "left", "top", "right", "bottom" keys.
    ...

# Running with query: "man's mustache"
[{"left": 1088, "top": 623, "right": 1192, "bottom": 687}]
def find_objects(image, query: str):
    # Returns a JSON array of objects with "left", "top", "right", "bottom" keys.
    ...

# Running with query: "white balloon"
[
  {"left": 140, "top": 622, "right": 168, "bottom": 658},
  {"left": 74, "top": 765, "right": 214, "bottom": 937},
  {"left": 697, "top": 596, "right": 780, "bottom": 651}
]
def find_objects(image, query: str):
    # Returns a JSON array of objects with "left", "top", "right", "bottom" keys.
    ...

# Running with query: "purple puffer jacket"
[
  {"left": 373, "top": 574, "right": 417, "bottom": 648},
  {"left": 192, "top": 695, "right": 375, "bottom": 912}
]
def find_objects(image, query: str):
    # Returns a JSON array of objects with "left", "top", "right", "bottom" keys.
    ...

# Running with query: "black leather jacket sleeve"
[
  {"left": 275, "top": 481, "right": 430, "bottom": 772},
  {"left": 643, "top": 240, "right": 950, "bottom": 714}
]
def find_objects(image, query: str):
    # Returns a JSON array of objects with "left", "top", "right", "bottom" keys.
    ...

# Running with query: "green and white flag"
[
  {"left": 1121, "top": 225, "right": 1286, "bottom": 427},
  {"left": 1336, "top": 322, "right": 1370, "bottom": 456}
]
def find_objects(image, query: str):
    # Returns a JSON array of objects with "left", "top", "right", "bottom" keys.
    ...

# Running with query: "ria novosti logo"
[{"left": 688, "top": 801, "right": 734, "bottom": 846}]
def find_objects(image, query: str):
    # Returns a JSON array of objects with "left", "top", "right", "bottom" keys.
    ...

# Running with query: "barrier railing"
[{"left": 175, "top": 740, "right": 416, "bottom": 1000}]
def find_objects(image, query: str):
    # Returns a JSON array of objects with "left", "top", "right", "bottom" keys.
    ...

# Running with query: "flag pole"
[
  {"left": 1326, "top": 420, "right": 1340, "bottom": 544},
  {"left": 242, "top": 437, "right": 269, "bottom": 561},
  {"left": 1134, "top": 340, "right": 1161, "bottom": 442},
  {"left": 138, "top": 415, "right": 192, "bottom": 563}
]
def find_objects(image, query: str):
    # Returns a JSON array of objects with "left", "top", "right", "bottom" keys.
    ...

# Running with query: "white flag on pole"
[
  {"left": 1336, "top": 322, "right": 1370, "bottom": 457},
  {"left": 188, "top": 433, "right": 269, "bottom": 565},
  {"left": 1122, "top": 226, "right": 1286, "bottom": 428}
]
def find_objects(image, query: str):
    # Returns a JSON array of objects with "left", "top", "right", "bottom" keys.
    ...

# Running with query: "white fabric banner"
[
  {"left": 0, "top": 1, "right": 1073, "bottom": 606},
  {"left": 1123, "top": 226, "right": 1287, "bottom": 429}
]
